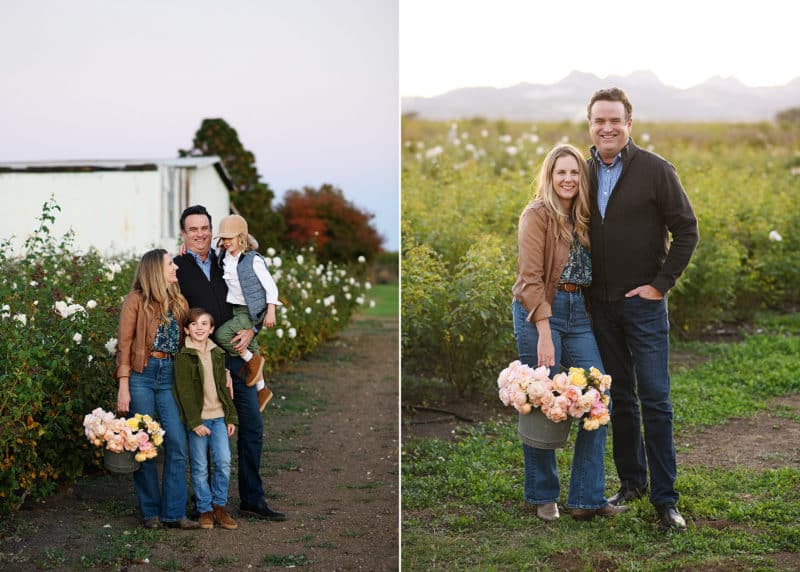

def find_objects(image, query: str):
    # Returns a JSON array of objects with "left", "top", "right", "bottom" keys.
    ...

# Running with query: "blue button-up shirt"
[
  {"left": 593, "top": 149, "right": 623, "bottom": 219},
  {"left": 186, "top": 248, "right": 213, "bottom": 281}
]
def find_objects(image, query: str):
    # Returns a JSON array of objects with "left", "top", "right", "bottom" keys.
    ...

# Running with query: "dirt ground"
[{"left": 0, "top": 314, "right": 399, "bottom": 571}]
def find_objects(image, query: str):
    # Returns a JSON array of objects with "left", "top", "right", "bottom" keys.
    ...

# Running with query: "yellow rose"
[
  {"left": 126, "top": 417, "right": 140, "bottom": 429},
  {"left": 568, "top": 367, "right": 588, "bottom": 388}
]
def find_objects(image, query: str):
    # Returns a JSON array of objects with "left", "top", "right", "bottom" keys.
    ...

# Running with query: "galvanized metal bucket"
[
  {"left": 518, "top": 408, "right": 572, "bottom": 449},
  {"left": 103, "top": 448, "right": 140, "bottom": 474}
]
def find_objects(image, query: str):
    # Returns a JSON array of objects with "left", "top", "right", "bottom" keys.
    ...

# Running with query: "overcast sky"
[
  {"left": 1, "top": 0, "right": 399, "bottom": 250},
  {"left": 401, "top": 0, "right": 799, "bottom": 97}
]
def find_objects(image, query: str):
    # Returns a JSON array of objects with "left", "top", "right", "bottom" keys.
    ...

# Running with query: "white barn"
[{"left": 0, "top": 156, "right": 233, "bottom": 256}]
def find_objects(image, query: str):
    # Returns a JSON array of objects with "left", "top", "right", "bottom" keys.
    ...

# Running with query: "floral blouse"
[
  {"left": 559, "top": 233, "right": 592, "bottom": 286},
  {"left": 152, "top": 311, "right": 180, "bottom": 354}
]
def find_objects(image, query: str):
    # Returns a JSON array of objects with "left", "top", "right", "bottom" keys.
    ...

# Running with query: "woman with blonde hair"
[
  {"left": 115, "top": 248, "right": 198, "bottom": 530},
  {"left": 511, "top": 144, "right": 626, "bottom": 522}
]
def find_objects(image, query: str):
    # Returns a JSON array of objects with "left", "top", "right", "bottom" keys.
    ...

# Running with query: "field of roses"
[
  {"left": 402, "top": 117, "right": 800, "bottom": 394},
  {"left": 0, "top": 198, "right": 375, "bottom": 513}
]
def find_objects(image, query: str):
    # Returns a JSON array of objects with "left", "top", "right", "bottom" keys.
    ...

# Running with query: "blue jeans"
[
  {"left": 227, "top": 355, "right": 267, "bottom": 506},
  {"left": 590, "top": 296, "right": 678, "bottom": 507},
  {"left": 188, "top": 418, "right": 232, "bottom": 512},
  {"left": 127, "top": 357, "right": 189, "bottom": 522},
  {"left": 512, "top": 294, "right": 609, "bottom": 509}
]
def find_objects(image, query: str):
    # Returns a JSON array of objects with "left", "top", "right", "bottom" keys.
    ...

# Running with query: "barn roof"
[{"left": 0, "top": 157, "right": 234, "bottom": 190}]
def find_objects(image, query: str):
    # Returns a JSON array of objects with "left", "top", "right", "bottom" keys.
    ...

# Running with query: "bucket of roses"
[
  {"left": 82, "top": 408, "right": 165, "bottom": 474},
  {"left": 497, "top": 361, "right": 611, "bottom": 448}
]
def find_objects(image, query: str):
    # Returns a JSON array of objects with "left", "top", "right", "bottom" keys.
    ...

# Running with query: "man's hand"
[
  {"left": 625, "top": 284, "right": 664, "bottom": 300},
  {"left": 225, "top": 369, "right": 234, "bottom": 399},
  {"left": 231, "top": 328, "right": 255, "bottom": 353}
]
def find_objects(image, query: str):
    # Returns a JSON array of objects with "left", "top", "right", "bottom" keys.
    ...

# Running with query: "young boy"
[
  {"left": 214, "top": 214, "right": 279, "bottom": 412},
  {"left": 173, "top": 307, "right": 239, "bottom": 530}
]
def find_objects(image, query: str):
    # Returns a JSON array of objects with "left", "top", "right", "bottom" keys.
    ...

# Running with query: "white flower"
[
  {"left": 305, "top": 307, "right": 312, "bottom": 314},
  {"left": 358, "top": 255, "right": 366, "bottom": 264},
  {"left": 54, "top": 300, "right": 86, "bottom": 319},
  {"left": 276, "top": 328, "right": 284, "bottom": 338},
  {"left": 331, "top": 308, "right": 337, "bottom": 315},
  {"left": 345, "top": 293, "right": 352, "bottom": 300},
  {"left": 641, "top": 133, "right": 651, "bottom": 143},
  {"left": 87, "top": 355, "right": 94, "bottom": 363},
  {"left": 267, "top": 247, "right": 276, "bottom": 257},
  {"left": 498, "top": 134, "right": 512, "bottom": 144},
  {"left": 369, "top": 300, "right": 376, "bottom": 308},
  {"left": 12, "top": 313, "right": 27, "bottom": 326},
  {"left": 424, "top": 146, "right": 443, "bottom": 159},
  {"left": 30, "top": 280, "right": 38, "bottom": 287},
  {"left": 769, "top": 230, "right": 783, "bottom": 242},
  {"left": 272, "top": 257, "right": 282, "bottom": 268},
  {"left": 365, "top": 282, "right": 372, "bottom": 290},
  {"left": 288, "top": 327, "right": 297, "bottom": 339},
  {"left": 73, "top": 333, "right": 82, "bottom": 344},
  {"left": 356, "top": 296, "right": 365, "bottom": 305},
  {"left": 86, "top": 300, "right": 98, "bottom": 309},
  {"left": 296, "top": 254, "right": 304, "bottom": 264},
  {"left": 506, "top": 146, "right": 518, "bottom": 156},
  {"left": 105, "top": 338, "right": 118, "bottom": 355}
]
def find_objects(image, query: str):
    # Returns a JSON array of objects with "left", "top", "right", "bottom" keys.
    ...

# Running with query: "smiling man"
[{"left": 585, "top": 88, "right": 699, "bottom": 532}]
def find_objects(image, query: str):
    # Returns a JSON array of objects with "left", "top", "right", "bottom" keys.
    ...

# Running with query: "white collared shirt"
[{"left": 221, "top": 250, "right": 281, "bottom": 307}]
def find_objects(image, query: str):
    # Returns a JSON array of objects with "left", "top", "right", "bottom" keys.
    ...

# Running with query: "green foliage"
[
  {"left": 402, "top": 234, "right": 515, "bottom": 395},
  {"left": 0, "top": 198, "right": 376, "bottom": 514},
  {"left": 402, "top": 118, "right": 800, "bottom": 388},
  {"left": 180, "top": 117, "right": 285, "bottom": 248},
  {"left": 402, "top": 318, "right": 800, "bottom": 570}
]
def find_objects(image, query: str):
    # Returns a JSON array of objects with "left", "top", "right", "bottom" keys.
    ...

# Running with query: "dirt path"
[{"left": 0, "top": 314, "right": 398, "bottom": 571}]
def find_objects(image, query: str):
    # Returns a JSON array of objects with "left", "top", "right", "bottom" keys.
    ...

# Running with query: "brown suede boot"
[
  {"left": 198, "top": 511, "right": 214, "bottom": 529},
  {"left": 213, "top": 504, "right": 238, "bottom": 530},
  {"left": 244, "top": 354, "right": 265, "bottom": 387},
  {"left": 258, "top": 386, "right": 273, "bottom": 412}
]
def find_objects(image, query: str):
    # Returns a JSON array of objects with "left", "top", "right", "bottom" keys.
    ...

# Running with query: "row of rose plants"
[
  {"left": 402, "top": 117, "right": 799, "bottom": 394},
  {"left": 0, "top": 198, "right": 374, "bottom": 513}
]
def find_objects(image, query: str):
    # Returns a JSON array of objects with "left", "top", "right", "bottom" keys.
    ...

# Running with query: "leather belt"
[
  {"left": 149, "top": 351, "right": 174, "bottom": 359},
  {"left": 556, "top": 283, "right": 583, "bottom": 293}
]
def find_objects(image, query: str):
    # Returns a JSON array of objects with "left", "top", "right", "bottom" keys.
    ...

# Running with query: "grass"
[
  {"left": 361, "top": 281, "right": 398, "bottom": 317},
  {"left": 402, "top": 312, "right": 800, "bottom": 571}
]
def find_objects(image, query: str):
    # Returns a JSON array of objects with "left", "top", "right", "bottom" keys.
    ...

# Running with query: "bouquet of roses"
[
  {"left": 83, "top": 407, "right": 165, "bottom": 462},
  {"left": 497, "top": 360, "right": 612, "bottom": 430}
]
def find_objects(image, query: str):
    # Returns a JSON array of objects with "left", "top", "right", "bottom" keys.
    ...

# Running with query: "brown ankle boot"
[
  {"left": 258, "top": 386, "right": 273, "bottom": 412},
  {"left": 213, "top": 504, "right": 238, "bottom": 530},
  {"left": 244, "top": 354, "right": 265, "bottom": 387},
  {"left": 198, "top": 511, "right": 214, "bottom": 529}
]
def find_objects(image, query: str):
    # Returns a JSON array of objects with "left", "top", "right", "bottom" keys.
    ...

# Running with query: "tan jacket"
[
  {"left": 511, "top": 200, "right": 571, "bottom": 323},
  {"left": 115, "top": 291, "right": 183, "bottom": 379}
]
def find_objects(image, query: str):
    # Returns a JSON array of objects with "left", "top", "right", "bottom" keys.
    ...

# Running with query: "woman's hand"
[
  {"left": 117, "top": 379, "right": 131, "bottom": 413},
  {"left": 537, "top": 335, "right": 555, "bottom": 368}
]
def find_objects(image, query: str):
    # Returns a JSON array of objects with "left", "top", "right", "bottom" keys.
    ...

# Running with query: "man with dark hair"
[
  {"left": 174, "top": 204, "right": 286, "bottom": 522},
  {"left": 586, "top": 88, "right": 698, "bottom": 532}
]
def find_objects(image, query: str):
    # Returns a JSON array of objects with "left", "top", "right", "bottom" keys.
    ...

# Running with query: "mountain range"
[{"left": 401, "top": 71, "right": 800, "bottom": 122}]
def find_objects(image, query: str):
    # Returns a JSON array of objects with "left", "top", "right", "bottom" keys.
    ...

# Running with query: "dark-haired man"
[
  {"left": 586, "top": 88, "right": 698, "bottom": 532},
  {"left": 174, "top": 205, "right": 285, "bottom": 522}
]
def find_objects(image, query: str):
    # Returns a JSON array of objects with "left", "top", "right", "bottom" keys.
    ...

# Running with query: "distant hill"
[{"left": 401, "top": 71, "right": 800, "bottom": 122}]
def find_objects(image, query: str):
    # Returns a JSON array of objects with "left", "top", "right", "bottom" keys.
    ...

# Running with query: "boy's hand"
[
  {"left": 227, "top": 424, "right": 236, "bottom": 437},
  {"left": 193, "top": 425, "right": 211, "bottom": 436},
  {"left": 225, "top": 369, "right": 234, "bottom": 399},
  {"left": 263, "top": 305, "right": 276, "bottom": 328}
]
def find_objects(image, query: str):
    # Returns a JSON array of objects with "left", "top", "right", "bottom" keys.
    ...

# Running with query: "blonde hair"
[
  {"left": 216, "top": 233, "right": 249, "bottom": 253},
  {"left": 532, "top": 144, "right": 591, "bottom": 248},
  {"left": 131, "top": 249, "right": 188, "bottom": 325}
]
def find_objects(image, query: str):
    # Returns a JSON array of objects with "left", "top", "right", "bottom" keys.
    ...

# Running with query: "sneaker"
[
  {"left": 198, "top": 511, "right": 214, "bottom": 529},
  {"left": 213, "top": 504, "right": 238, "bottom": 530},
  {"left": 244, "top": 354, "right": 265, "bottom": 387},
  {"left": 258, "top": 387, "right": 273, "bottom": 412},
  {"left": 536, "top": 502, "right": 559, "bottom": 522}
]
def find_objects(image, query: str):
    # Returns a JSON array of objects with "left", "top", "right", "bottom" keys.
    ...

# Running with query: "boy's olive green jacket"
[{"left": 173, "top": 342, "right": 238, "bottom": 430}]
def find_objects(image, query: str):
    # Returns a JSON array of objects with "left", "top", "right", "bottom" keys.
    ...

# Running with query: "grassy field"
[
  {"left": 402, "top": 312, "right": 800, "bottom": 571},
  {"left": 362, "top": 281, "right": 399, "bottom": 317}
]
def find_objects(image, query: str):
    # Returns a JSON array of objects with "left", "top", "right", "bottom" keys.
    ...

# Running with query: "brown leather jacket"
[
  {"left": 115, "top": 291, "right": 183, "bottom": 379},
  {"left": 512, "top": 200, "right": 571, "bottom": 323}
]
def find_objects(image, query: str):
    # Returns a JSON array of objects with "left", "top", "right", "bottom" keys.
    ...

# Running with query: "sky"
[
  {"left": 400, "top": 0, "right": 799, "bottom": 97},
  {"left": 0, "top": 0, "right": 399, "bottom": 251}
]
